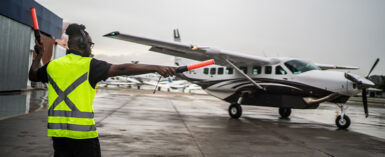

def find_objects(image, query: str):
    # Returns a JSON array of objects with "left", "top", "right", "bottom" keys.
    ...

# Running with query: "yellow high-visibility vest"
[{"left": 46, "top": 53, "right": 97, "bottom": 139}]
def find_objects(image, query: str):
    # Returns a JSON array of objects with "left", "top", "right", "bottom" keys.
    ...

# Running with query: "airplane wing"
[
  {"left": 126, "top": 77, "right": 141, "bottom": 84},
  {"left": 104, "top": 31, "right": 279, "bottom": 66},
  {"left": 315, "top": 63, "right": 359, "bottom": 70}
]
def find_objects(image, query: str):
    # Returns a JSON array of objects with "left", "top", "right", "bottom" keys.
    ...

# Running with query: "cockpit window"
[{"left": 284, "top": 60, "right": 320, "bottom": 74}]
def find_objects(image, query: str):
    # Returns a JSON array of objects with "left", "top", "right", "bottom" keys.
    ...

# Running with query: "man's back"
[{"left": 47, "top": 53, "right": 98, "bottom": 139}]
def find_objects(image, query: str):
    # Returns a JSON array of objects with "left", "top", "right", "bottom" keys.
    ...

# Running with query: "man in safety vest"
[{"left": 29, "top": 24, "right": 176, "bottom": 157}]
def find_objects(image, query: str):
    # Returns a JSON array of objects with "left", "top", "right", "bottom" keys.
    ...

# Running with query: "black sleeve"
[
  {"left": 37, "top": 63, "right": 49, "bottom": 83},
  {"left": 89, "top": 58, "right": 112, "bottom": 88}
]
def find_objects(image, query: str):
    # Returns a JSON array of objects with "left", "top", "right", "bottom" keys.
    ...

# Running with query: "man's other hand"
[
  {"left": 156, "top": 66, "right": 176, "bottom": 77},
  {"left": 34, "top": 40, "right": 44, "bottom": 57}
]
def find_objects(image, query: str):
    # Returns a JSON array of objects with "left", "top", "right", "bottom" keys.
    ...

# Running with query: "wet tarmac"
[{"left": 0, "top": 88, "right": 385, "bottom": 157}]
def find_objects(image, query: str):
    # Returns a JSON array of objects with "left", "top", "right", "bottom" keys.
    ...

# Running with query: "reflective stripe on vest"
[
  {"left": 48, "top": 123, "right": 96, "bottom": 131},
  {"left": 47, "top": 72, "right": 95, "bottom": 132}
]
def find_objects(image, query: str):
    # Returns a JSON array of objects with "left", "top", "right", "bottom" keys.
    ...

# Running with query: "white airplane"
[
  {"left": 99, "top": 76, "right": 141, "bottom": 88},
  {"left": 104, "top": 29, "right": 379, "bottom": 129}
]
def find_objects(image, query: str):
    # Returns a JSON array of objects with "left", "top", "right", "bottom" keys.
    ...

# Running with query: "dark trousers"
[{"left": 52, "top": 137, "right": 101, "bottom": 157}]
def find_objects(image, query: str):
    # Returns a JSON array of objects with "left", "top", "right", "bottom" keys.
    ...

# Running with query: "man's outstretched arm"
[
  {"left": 107, "top": 64, "right": 176, "bottom": 78},
  {"left": 29, "top": 40, "right": 44, "bottom": 82}
]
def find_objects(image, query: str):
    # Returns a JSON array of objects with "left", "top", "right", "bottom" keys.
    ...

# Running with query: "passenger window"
[
  {"left": 203, "top": 68, "right": 209, "bottom": 75},
  {"left": 265, "top": 66, "right": 272, "bottom": 74},
  {"left": 275, "top": 66, "right": 287, "bottom": 75},
  {"left": 218, "top": 67, "right": 224, "bottom": 75},
  {"left": 252, "top": 66, "right": 261, "bottom": 75},
  {"left": 240, "top": 67, "right": 248, "bottom": 74},
  {"left": 210, "top": 68, "right": 216, "bottom": 75},
  {"left": 226, "top": 68, "right": 233, "bottom": 74}
]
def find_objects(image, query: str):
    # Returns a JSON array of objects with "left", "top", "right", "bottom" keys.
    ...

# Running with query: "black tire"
[
  {"left": 335, "top": 115, "right": 351, "bottom": 129},
  {"left": 279, "top": 107, "right": 291, "bottom": 118},
  {"left": 228, "top": 103, "right": 242, "bottom": 119}
]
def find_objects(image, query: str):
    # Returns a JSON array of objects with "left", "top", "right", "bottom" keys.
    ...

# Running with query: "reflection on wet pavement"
[{"left": 0, "top": 89, "right": 47, "bottom": 120}]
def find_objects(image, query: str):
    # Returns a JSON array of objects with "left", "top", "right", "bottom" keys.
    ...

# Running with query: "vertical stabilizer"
[
  {"left": 173, "top": 29, "right": 198, "bottom": 66},
  {"left": 173, "top": 29, "right": 181, "bottom": 42}
]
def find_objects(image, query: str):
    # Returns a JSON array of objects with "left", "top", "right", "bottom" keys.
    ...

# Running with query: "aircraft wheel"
[
  {"left": 137, "top": 86, "right": 141, "bottom": 90},
  {"left": 158, "top": 87, "right": 161, "bottom": 91},
  {"left": 279, "top": 107, "right": 291, "bottom": 118},
  {"left": 335, "top": 115, "right": 351, "bottom": 129},
  {"left": 228, "top": 103, "right": 242, "bottom": 119}
]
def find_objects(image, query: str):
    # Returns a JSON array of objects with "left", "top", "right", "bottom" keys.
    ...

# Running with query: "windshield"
[{"left": 284, "top": 60, "right": 320, "bottom": 74}]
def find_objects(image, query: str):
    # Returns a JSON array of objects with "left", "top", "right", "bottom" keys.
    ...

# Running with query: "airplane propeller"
[
  {"left": 344, "top": 58, "right": 379, "bottom": 118},
  {"left": 366, "top": 58, "right": 380, "bottom": 78},
  {"left": 363, "top": 58, "right": 379, "bottom": 117}
]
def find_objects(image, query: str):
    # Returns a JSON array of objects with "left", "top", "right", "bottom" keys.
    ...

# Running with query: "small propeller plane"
[{"left": 104, "top": 29, "right": 379, "bottom": 129}]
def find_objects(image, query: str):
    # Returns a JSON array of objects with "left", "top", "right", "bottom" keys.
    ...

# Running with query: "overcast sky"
[{"left": 36, "top": 0, "right": 385, "bottom": 76}]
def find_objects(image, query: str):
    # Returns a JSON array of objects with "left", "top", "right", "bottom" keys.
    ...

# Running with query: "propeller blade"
[
  {"left": 362, "top": 88, "right": 369, "bottom": 118},
  {"left": 366, "top": 58, "right": 380, "bottom": 78}
]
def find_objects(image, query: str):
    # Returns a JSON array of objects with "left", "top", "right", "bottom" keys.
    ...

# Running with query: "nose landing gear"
[{"left": 335, "top": 104, "right": 351, "bottom": 129}]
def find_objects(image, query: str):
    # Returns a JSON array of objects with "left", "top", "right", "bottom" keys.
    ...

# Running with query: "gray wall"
[
  {"left": 0, "top": 94, "right": 28, "bottom": 118},
  {"left": 0, "top": 15, "right": 32, "bottom": 91}
]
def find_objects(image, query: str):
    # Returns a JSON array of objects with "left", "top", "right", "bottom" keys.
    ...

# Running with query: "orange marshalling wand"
[
  {"left": 30, "top": 8, "right": 39, "bottom": 30},
  {"left": 30, "top": 8, "right": 42, "bottom": 55},
  {"left": 175, "top": 59, "right": 215, "bottom": 73}
]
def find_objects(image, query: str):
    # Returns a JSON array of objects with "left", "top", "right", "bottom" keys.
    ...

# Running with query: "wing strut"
[{"left": 224, "top": 59, "right": 265, "bottom": 91}]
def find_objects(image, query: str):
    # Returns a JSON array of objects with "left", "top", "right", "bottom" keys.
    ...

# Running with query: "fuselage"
[{"left": 176, "top": 57, "right": 370, "bottom": 108}]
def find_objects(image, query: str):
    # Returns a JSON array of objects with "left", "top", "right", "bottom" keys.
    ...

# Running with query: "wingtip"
[{"left": 103, "top": 31, "right": 120, "bottom": 37}]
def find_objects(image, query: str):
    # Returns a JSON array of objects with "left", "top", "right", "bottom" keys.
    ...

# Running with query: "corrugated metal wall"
[
  {"left": 0, "top": 0, "right": 63, "bottom": 39},
  {"left": 0, "top": 15, "right": 32, "bottom": 91}
]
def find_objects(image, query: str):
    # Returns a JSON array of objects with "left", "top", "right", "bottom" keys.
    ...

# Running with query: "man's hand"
[
  {"left": 156, "top": 66, "right": 176, "bottom": 77},
  {"left": 29, "top": 40, "right": 44, "bottom": 81},
  {"left": 34, "top": 40, "right": 44, "bottom": 57}
]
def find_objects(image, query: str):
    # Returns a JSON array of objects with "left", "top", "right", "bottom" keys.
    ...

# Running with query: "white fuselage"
[{"left": 177, "top": 58, "right": 365, "bottom": 101}]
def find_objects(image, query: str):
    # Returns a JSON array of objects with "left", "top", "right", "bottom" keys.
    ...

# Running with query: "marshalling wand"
[
  {"left": 30, "top": 8, "right": 41, "bottom": 55},
  {"left": 153, "top": 59, "right": 215, "bottom": 94}
]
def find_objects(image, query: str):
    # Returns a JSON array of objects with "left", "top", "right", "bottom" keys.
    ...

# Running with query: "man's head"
[{"left": 65, "top": 24, "right": 94, "bottom": 57}]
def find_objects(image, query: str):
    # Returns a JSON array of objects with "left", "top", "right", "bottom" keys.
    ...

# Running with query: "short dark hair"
[{"left": 65, "top": 23, "right": 89, "bottom": 47}]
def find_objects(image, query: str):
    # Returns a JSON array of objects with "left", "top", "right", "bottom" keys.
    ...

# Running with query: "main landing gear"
[
  {"left": 335, "top": 104, "right": 351, "bottom": 129},
  {"left": 279, "top": 107, "right": 291, "bottom": 118},
  {"left": 229, "top": 103, "right": 242, "bottom": 118},
  {"left": 228, "top": 93, "right": 246, "bottom": 119}
]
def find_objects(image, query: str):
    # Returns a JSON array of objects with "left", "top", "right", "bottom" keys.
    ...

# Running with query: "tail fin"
[
  {"left": 173, "top": 29, "right": 198, "bottom": 66},
  {"left": 173, "top": 29, "right": 181, "bottom": 42}
]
